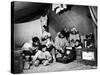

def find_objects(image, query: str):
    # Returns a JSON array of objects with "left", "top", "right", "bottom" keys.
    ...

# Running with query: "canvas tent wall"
[{"left": 12, "top": 2, "right": 97, "bottom": 49}]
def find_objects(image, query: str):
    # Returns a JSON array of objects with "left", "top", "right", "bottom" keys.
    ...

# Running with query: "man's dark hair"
[
  {"left": 41, "top": 45, "right": 47, "bottom": 49},
  {"left": 32, "top": 37, "right": 40, "bottom": 47},
  {"left": 41, "top": 45, "right": 47, "bottom": 50},
  {"left": 58, "top": 30, "right": 65, "bottom": 38},
  {"left": 60, "top": 30, "right": 65, "bottom": 36},
  {"left": 32, "top": 37, "right": 40, "bottom": 43}
]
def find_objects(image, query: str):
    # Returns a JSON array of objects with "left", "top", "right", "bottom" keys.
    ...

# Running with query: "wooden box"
[{"left": 80, "top": 48, "right": 97, "bottom": 66}]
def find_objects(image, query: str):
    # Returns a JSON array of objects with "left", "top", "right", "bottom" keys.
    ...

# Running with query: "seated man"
[
  {"left": 33, "top": 45, "right": 53, "bottom": 66},
  {"left": 55, "top": 31, "right": 70, "bottom": 63},
  {"left": 21, "top": 36, "right": 41, "bottom": 69},
  {"left": 55, "top": 31, "right": 69, "bottom": 55}
]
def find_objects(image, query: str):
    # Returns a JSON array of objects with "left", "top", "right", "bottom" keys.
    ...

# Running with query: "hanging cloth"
[{"left": 89, "top": 6, "right": 97, "bottom": 26}]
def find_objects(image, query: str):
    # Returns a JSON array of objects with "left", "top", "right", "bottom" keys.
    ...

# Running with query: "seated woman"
[
  {"left": 21, "top": 36, "right": 41, "bottom": 69},
  {"left": 69, "top": 27, "right": 82, "bottom": 49},
  {"left": 41, "top": 31, "right": 56, "bottom": 62},
  {"left": 33, "top": 45, "right": 53, "bottom": 66},
  {"left": 69, "top": 27, "right": 80, "bottom": 42}
]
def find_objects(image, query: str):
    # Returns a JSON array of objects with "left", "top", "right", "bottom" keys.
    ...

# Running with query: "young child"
[{"left": 34, "top": 45, "right": 53, "bottom": 66}]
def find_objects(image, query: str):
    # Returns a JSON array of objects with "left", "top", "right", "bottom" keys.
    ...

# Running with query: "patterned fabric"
[
  {"left": 55, "top": 36, "right": 69, "bottom": 50},
  {"left": 69, "top": 33, "right": 80, "bottom": 42}
]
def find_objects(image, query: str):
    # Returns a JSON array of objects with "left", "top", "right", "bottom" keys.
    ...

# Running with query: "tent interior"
[
  {"left": 11, "top": 1, "right": 97, "bottom": 73},
  {"left": 13, "top": 2, "right": 97, "bottom": 48}
]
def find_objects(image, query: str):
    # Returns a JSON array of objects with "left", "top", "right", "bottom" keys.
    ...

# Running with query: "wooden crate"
[
  {"left": 76, "top": 48, "right": 97, "bottom": 66},
  {"left": 13, "top": 50, "right": 24, "bottom": 74},
  {"left": 81, "top": 48, "right": 97, "bottom": 66}
]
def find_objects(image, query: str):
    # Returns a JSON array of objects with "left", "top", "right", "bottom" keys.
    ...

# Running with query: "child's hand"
[{"left": 29, "top": 47, "right": 33, "bottom": 50}]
